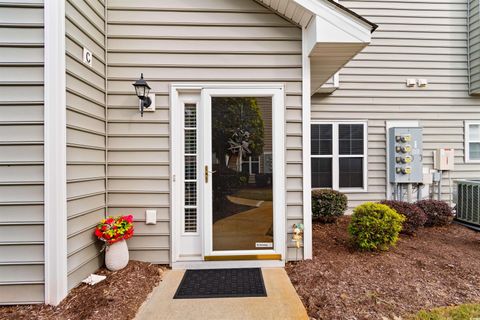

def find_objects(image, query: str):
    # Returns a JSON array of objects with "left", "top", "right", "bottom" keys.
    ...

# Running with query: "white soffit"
[
  {"left": 256, "top": 0, "right": 314, "bottom": 27},
  {"left": 256, "top": 0, "right": 377, "bottom": 94}
]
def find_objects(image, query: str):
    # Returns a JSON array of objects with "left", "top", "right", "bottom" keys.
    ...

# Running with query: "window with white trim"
[
  {"left": 311, "top": 122, "right": 367, "bottom": 191},
  {"left": 184, "top": 103, "right": 198, "bottom": 233},
  {"left": 465, "top": 121, "right": 480, "bottom": 162}
]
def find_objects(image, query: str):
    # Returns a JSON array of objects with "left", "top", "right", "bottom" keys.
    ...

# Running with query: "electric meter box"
[
  {"left": 434, "top": 148, "right": 455, "bottom": 171},
  {"left": 389, "top": 127, "right": 423, "bottom": 183}
]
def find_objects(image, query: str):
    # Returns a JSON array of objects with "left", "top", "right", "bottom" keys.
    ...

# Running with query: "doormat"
[{"left": 173, "top": 268, "right": 267, "bottom": 299}]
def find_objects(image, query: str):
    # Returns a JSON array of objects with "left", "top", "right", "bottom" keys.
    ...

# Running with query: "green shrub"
[
  {"left": 312, "top": 189, "right": 348, "bottom": 223},
  {"left": 348, "top": 202, "right": 405, "bottom": 251},
  {"left": 380, "top": 200, "right": 427, "bottom": 235}
]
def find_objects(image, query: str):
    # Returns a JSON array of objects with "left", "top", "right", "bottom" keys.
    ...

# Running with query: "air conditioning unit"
[{"left": 455, "top": 180, "right": 480, "bottom": 226}]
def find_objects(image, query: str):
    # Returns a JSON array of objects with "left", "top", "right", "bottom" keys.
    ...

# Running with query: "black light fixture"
[{"left": 132, "top": 73, "right": 152, "bottom": 116}]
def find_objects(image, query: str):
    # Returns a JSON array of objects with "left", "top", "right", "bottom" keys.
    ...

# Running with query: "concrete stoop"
[{"left": 135, "top": 268, "right": 309, "bottom": 320}]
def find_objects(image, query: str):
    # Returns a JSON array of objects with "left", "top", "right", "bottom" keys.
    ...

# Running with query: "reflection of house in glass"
[
  {"left": 211, "top": 97, "right": 274, "bottom": 252},
  {"left": 241, "top": 97, "right": 273, "bottom": 180}
]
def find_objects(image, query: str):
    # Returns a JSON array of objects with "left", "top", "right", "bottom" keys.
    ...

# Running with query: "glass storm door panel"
[{"left": 210, "top": 97, "right": 274, "bottom": 251}]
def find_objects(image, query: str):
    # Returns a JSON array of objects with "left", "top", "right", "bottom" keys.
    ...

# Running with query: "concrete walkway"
[{"left": 135, "top": 268, "right": 309, "bottom": 320}]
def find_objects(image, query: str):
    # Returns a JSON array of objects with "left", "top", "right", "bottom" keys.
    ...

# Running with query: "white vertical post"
[
  {"left": 44, "top": 0, "right": 68, "bottom": 305},
  {"left": 302, "top": 27, "right": 313, "bottom": 260}
]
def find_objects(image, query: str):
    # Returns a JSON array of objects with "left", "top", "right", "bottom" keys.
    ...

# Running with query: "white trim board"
[
  {"left": 44, "top": 0, "right": 68, "bottom": 306},
  {"left": 302, "top": 27, "right": 312, "bottom": 260}
]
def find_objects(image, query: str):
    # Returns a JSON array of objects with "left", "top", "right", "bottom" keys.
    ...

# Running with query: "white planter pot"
[{"left": 105, "top": 240, "right": 129, "bottom": 271}]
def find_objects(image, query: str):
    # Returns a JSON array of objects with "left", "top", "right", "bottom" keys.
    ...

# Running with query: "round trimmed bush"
[
  {"left": 380, "top": 200, "right": 427, "bottom": 235},
  {"left": 312, "top": 189, "right": 348, "bottom": 223},
  {"left": 416, "top": 200, "right": 454, "bottom": 227},
  {"left": 348, "top": 202, "right": 405, "bottom": 251}
]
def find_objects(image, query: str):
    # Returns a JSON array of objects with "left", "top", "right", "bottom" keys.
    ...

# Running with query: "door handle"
[{"left": 204, "top": 165, "right": 216, "bottom": 183}]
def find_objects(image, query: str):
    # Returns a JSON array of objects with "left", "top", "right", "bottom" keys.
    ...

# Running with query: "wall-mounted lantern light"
[{"left": 132, "top": 73, "right": 152, "bottom": 116}]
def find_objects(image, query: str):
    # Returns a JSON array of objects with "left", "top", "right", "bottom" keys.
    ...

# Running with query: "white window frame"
[
  {"left": 240, "top": 155, "right": 260, "bottom": 175},
  {"left": 465, "top": 121, "right": 480, "bottom": 163},
  {"left": 182, "top": 101, "right": 200, "bottom": 236},
  {"left": 311, "top": 121, "right": 368, "bottom": 192}
]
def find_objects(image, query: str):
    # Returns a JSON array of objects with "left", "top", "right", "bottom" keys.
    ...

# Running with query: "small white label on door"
[{"left": 255, "top": 242, "right": 273, "bottom": 248}]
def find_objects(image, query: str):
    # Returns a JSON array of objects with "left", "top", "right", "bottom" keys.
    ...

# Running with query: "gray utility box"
[{"left": 389, "top": 127, "right": 423, "bottom": 183}]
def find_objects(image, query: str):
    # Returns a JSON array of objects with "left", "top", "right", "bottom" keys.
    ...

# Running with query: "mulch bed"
[
  {"left": 0, "top": 260, "right": 165, "bottom": 320},
  {"left": 286, "top": 217, "right": 480, "bottom": 320}
]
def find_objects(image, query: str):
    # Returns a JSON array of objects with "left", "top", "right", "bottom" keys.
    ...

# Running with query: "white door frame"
[{"left": 170, "top": 84, "right": 286, "bottom": 266}]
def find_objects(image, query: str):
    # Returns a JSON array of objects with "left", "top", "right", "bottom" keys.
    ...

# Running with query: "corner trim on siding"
[
  {"left": 44, "top": 0, "right": 68, "bottom": 305},
  {"left": 302, "top": 27, "right": 312, "bottom": 260}
]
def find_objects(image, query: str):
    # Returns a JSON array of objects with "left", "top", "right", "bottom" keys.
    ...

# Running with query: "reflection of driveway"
[
  {"left": 227, "top": 195, "right": 263, "bottom": 207},
  {"left": 213, "top": 199, "right": 273, "bottom": 251}
]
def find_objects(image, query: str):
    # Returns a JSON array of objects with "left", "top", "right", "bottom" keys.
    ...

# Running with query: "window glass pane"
[
  {"left": 185, "top": 155, "right": 196, "bottom": 180},
  {"left": 339, "top": 124, "right": 364, "bottom": 155},
  {"left": 311, "top": 158, "right": 332, "bottom": 188},
  {"left": 470, "top": 143, "right": 480, "bottom": 160},
  {"left": 339, "top": 158, "right": 363, "bottom": 188},
  {"left": 184, "top": 208, "right": 197, "bottom": 233},
  {"left": 469, "top": 124, "right": 480, "bottom": 141},
  {"left": 211, "top": 97, "right": 273, "bottom": 251},
  {"left": 185, "top": 104, "right": 196, "bottom": 128},
  {"left": 185, "top": 181, "right": 197, "bottom": 206},
  {"left": 311, "top": 124, "right": 332, "bottom": 155},
  {"left": 185, "top": 130, "right": 196, "bottom": 154}
]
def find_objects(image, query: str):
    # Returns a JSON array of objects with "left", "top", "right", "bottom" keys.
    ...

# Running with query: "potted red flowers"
[{"left": 94, "top": 215, "right": 134, "bottom": 271}]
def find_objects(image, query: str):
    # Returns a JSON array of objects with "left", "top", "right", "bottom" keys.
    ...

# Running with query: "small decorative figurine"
[{"left": 292, "top": 223, "right": 304, "bottom": 248}]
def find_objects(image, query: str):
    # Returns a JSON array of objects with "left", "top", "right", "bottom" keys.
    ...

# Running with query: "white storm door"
[{"left": 201, "top": 87, "right": 286, "bottom": 259}]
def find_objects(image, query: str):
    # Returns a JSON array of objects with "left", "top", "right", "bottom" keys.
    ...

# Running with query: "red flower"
[{"left": 94, "top": 214, "right": 134, "bottom": 245}]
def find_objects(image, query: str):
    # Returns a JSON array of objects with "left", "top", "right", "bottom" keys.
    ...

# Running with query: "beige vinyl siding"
[
  {"left": 312, "top": 0, "right": 480, "bottom": 208},
  {"left": 0, "top": 0, "right": 45, "bottom": 304},
  {"left": 107, "top": 0, "right": 304, "bottom": 261},
  {"left": 469, "top": 0, "right": 480, "bottom": 93},
  {"left": 65, "top": 0, "right": 106, "bottom": 290}
]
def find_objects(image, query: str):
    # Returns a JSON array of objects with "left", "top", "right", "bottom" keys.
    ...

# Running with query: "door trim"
[
  {"left": 170, "top": 84, "right": 286, "bottom": 266},
  {"left": 204, "top": 254, "right": 282, "bottom": 261}
]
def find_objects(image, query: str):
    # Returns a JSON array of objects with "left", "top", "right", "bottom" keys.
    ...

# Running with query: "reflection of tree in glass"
[
  {"left": 212, "top": 98, "right": 265, "bottom": 219},
  {"left": 212, "top": 97, "right": 264, "bottom": 172}
]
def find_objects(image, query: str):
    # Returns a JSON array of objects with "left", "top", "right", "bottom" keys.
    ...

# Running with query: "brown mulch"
[
  {"left": 0, "top": 260, "right": 166, "bottom": 320},
  {"left": 286, "top": 217, "right": 480, "bottom": 320}
]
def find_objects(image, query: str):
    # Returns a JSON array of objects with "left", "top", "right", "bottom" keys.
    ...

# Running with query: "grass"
[
  {"left": 412, "top": 303, "right": 480, "bottom": 320},
  {"left": 234, "top": 187, "right": 273, "bottom": 201}
]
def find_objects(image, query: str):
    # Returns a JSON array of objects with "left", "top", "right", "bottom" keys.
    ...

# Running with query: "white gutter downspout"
[
  {"left": 44, "top": 0, "right": 68, "bottom": 305},
  {"left": 467, "top": 0, "right": 472, "bottom": 95}
]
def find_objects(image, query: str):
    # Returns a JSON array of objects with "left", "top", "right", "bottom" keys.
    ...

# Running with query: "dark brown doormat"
[{"left": 173, "top": 268, "right": 267, "bottom": 299}]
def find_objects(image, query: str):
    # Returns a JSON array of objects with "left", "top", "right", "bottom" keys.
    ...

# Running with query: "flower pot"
[{"left": 105, "top": 240, "right": 129, "bottom": 271}]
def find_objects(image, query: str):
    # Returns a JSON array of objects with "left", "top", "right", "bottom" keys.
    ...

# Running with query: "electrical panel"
[
  {"left": 389, "top": 127, "right": 423, "bottom": 183},
  {"left": 434, "top": 148, "right": 454, "bottom": 171}
]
